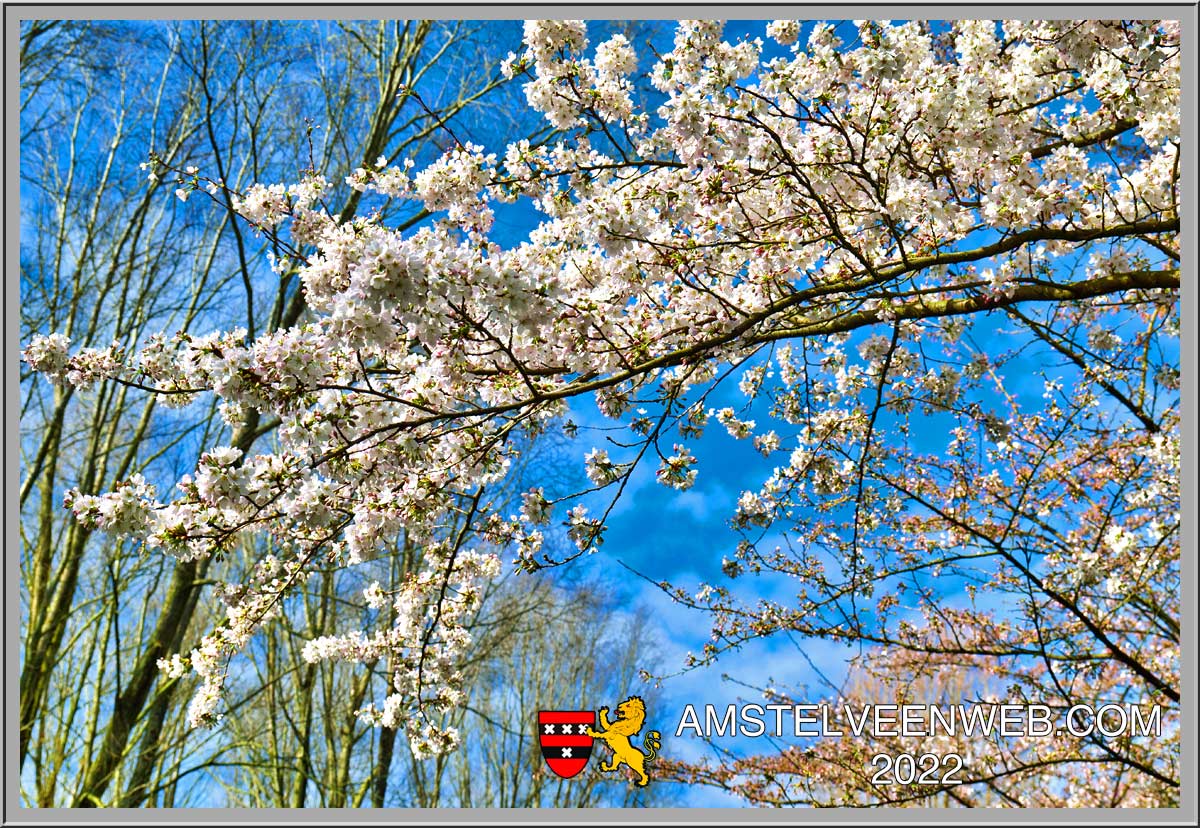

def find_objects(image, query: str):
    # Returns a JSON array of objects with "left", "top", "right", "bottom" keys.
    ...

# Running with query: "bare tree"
[{"left": 19, "top": 18, "right": 531, "bottom": 807}]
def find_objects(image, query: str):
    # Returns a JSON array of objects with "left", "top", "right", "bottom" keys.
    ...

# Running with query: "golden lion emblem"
[{"left": 586, "top": 695, "right": 662, "bottom": 787}]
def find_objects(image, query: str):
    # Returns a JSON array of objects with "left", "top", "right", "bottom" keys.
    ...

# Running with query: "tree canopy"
[{"left": 23, "top": 18, "right": 1180, "bottom": 806}]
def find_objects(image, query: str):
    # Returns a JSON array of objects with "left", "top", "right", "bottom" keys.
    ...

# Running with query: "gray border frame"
[{"left": 5, "top": 3, "right": 1195, "bottom": 824}]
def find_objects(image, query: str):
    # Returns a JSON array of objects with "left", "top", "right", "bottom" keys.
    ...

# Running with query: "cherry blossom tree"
[{"left": 23, "top": 18, "right": 1179, "bottom": 804}]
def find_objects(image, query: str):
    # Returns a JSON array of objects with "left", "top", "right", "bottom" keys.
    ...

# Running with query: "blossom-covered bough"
[{"left": 25, "top": 19, "right": 1179, "bottom": 800}]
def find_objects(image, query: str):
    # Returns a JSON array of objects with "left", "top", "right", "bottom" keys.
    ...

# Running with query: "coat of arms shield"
[{"left": 537, "top": 710, "right": 596, "bottom": 779}]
